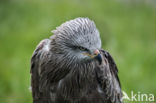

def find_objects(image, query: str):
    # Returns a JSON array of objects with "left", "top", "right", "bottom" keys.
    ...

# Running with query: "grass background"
[{"left": 0, "top": 0, "right": 156, "bottom": 103}]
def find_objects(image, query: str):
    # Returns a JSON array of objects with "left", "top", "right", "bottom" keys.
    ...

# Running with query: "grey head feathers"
[
  {"left": 50, "top": 17, "right": 101, "bottom": 62},
  {"left": 51, "top": 18, "right": 101, "bottom": 52}
]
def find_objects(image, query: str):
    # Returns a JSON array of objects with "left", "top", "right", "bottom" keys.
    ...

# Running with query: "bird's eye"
[{"left": 78, "top": 46, "right": 87, "bottom": 51}]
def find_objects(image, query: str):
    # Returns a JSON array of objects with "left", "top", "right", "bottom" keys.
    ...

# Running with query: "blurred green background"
[{"left": 0, "top": 0, "right": 156, "bottom": 103}]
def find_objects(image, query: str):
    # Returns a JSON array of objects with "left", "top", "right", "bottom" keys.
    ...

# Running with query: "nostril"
[{"left": 94, "top": 49, "right": 100, "bottom": 55}]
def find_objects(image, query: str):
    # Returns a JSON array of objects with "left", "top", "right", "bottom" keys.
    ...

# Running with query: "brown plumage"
[{"left": 30, "top": 17, "right": 122, "bottom": 103}]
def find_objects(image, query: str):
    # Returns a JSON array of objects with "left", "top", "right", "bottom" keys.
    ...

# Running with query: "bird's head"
[{"left": 50, "top": 17, "right": 102, "bottom": 64}]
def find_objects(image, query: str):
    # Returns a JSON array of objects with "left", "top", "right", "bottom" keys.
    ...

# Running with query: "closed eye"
[
  {"left": 72, "top": 46, "right": 89, "bottom": 51},
  {"left": 78, "top": 46, "right": 88, "bottom": 51}
]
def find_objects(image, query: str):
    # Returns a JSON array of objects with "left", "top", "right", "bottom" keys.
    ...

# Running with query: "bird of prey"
[{"left": 30, "top": 17, "right": 122, "bottom": 103}]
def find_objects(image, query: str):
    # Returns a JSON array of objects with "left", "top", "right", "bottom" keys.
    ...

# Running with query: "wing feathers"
[
  {"left": 31, "top": 39, "right": 52, "bottom": 103},
  {"left": 96, "top": 50, "right": 122, "bottom": 103}
]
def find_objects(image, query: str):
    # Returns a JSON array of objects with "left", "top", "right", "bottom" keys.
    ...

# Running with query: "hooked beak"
[
  {"left": 83, "top": 49, "right": 102, "bottom": 64},
  {"left": 94, "top": 49, "right": 100, "bottom": 56},
  {"left": 83, "top": 49, "right": 100, "bottom": 58},
  {"left": 94, "top": 49, "right": 102, "bottom": 64}
]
